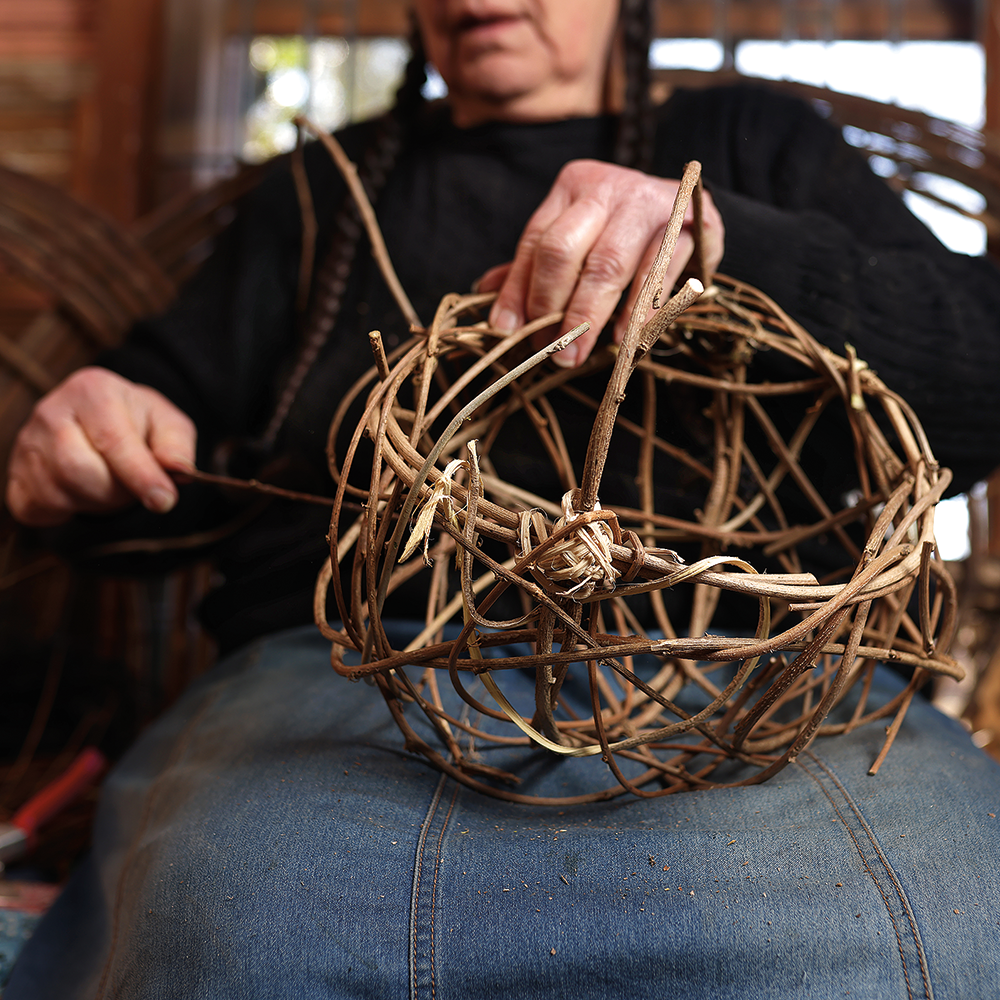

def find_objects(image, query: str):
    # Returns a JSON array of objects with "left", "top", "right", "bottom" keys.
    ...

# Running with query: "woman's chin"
[{"left": 448, "top": 68, "right": 598, "bottom": 125}]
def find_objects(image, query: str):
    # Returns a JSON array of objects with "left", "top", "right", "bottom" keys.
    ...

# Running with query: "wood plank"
[
  {"left": 0, "top": 270, "right": 51, "bottom": 311},
  {"left": 0, "top": 61, "right": 91, "bottom": 110},
  {"left": 0, "top": 106, "right": 75, "bottom": 186},
  {"left": 232, "top": 0, "right": 410, "bottom": 38},
  {"left": 986, "top": 0, "right": 1000, "bottom": 130},
  {"left": 0, "top": 110, "right": 76, "bottom": 129},
  {"left": 237, "top": 0, "right": 974, "bottom": 41},
  {"left": 77, "top": 0, "right": 163, "bottom": 222},
  {"left": 0, "top": 34, "right": 93, "bottom": 59},
  {"left": 0, "top": 0, "right": 94, "bottom": 31},
  {"left": 655, "top": 0, "right": 974, "bottom": 42}
]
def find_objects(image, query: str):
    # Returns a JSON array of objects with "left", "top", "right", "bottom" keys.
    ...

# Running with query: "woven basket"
[{"left": 313, "top": 153, "right": 960, "bottom": 804}]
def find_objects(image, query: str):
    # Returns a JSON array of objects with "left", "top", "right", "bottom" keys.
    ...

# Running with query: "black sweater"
[{"left": 82, "top": 84, "right": 1000, "bottom": 652}]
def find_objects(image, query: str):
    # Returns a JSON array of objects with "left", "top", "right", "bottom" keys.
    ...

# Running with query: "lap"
[{"left": 8, "top": 625, "right": 1000, "bottom": 999}]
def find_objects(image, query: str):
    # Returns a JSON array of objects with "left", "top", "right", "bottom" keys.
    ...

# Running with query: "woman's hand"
[
  {"left": 5, "top": 367, "right": 196, "bottom": 527},
  {"left": 477, "top": 159, "right": 725, "bottom": 367}
]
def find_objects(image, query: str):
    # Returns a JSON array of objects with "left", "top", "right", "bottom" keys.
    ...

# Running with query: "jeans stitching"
[
  {"left": 409, "top": 773, "right": 446, "bottom": 1000},
  {"left": 410, "top": 772, "right": 461, "bottom": 1000},
  {"left": 800, "top": 750, "right": 934, "bottom": 1000},
  {"left": 427, "top": 781, "right": 460, "bottom": 1000}
]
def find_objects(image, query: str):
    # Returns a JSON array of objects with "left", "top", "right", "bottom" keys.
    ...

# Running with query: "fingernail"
[
  {"left": 553, "top": 347, "right": 577, "bottom": 369},
  {"left": 491, "top": 307, "right": 519, "bottom": 333},
  {"left": 146, "top": 487, "right": 176, "bottom": 514}
]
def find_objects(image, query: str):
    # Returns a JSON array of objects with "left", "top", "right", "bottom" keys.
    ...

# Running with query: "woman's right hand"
[
  {"left": 5, "top": 367, "right": 196, "bottom": 527},
  {"left": 477, "top": 159, "right": 725, "bottom": 368}
]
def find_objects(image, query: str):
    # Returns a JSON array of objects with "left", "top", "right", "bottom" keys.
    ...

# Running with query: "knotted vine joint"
[{"left": 521, "top": 490, "right": 622, "bottom": 600}]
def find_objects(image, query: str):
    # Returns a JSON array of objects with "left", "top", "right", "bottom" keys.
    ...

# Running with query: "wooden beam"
[
  {"left": 0, "top": 0, "right": 95, "bottom": 33},
  {"left": 231, "top": 0, "right": 410, "bottom": 38},
  {"left": 655, "top": 0, "right": 973, "bottom": 42},
  {"left": 986, "top": 0, "right": 1000, "bottom": 130},
  {"left": 76, "top": 0, "right": 163, "bottom": 222},
  {"left": 0, "top": 0, "right": 95, "bottom": 57},
  {"left": 985, "top": 0, "right": 1000, "bottom": 557},
  {"left": 237, "top": 0, "right": 973, "bottom": 41}
]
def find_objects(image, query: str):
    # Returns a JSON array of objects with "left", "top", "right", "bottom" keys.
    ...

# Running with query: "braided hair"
[
  {"left": 614, "top": 0, "right": 655, "bottom": 172},
  {"left": 258, "top": 23, "right": 428, "bottom": 451},
  {"left": 261, "top": 1, "right": 655, "bottom": 451}
]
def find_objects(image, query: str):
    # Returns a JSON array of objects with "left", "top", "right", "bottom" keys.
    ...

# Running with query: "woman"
[{"left": 6, "top": 1, "right": 1000, "bottom": 996}]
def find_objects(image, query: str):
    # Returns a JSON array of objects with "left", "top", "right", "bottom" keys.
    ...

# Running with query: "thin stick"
[{"left": 295, "top": 116, "right": 421, "bottom": 327}]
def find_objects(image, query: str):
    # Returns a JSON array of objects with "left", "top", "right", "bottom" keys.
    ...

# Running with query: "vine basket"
[{"left": 307, "top": 136, "right": 960, "bottom": 805}]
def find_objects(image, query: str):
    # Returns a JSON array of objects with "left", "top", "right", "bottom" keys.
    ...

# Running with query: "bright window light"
[
  {"left": 243, "top": 37, "right": 408, "bottom": 163},
  {"left": 422, "top": 65, "right": 448, "bottom": 101},
  {"left": 903, "top": 191, "right": 988, "bottom": 255},
  {"left": 734, "top": 40, "right": 984, "bottom": 128},
  {"left": 650, "top": 39, "right": 724, "bottom": 72},
  {"left": 733, "top": 39, "right": 987, "bottom": 255},
  {"left": 935, "top": 494, "right": 971, "bottom": 561}
]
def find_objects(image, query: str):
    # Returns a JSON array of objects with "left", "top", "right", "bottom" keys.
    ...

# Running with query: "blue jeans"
[{"left": 7, "top": 624, "right": 1000, "bottom": 999}]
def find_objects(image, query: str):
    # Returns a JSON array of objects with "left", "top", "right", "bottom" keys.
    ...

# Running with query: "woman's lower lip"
[{"left": 456, "top": 15, "right": 524, "bottom": 41}]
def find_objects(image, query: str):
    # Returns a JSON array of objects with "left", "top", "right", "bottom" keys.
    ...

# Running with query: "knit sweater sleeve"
[{"left": 674, "top": 85, "right": 1000, "bottom": 493}]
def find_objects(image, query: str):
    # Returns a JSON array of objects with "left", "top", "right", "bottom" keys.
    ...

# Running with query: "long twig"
[{"left": 294, "top": 116, "right": 421, "bottom": 328}]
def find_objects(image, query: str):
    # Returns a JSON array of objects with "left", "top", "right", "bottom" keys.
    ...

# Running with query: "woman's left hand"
[{"left": 476, "top": 159, "right": 725, "bottom": 367}]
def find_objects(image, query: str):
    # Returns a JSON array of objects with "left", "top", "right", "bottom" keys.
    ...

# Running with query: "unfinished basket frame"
[{"left": 307, "top": 131, "right": 960, "bottom": 805}]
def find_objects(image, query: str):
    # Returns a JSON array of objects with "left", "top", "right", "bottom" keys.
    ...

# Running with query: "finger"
[
  {"left": 5, "top": 448, "right": 81, "bottom": 527},
  {"left": 5, "top": 474, "right": 75, "bottom": 527},
  {"left": 521, "top": 198, "right": 610, "bottom": 325},
  {"left": 48, "top": 418, "right": 140, "bottom": 510},
  {"left": 488, "top": 187, "right": 573, "bottom": 333},
  {"left": 613, "top": 227, "right": 695, "bottom": 343},
  {"left": 691, "top": 188, "right": 726, "bottom": 282},
  {"left": 5, "top": 420, "right": 132, "bottom": 525},
  {"left": 474, "top": 263, "right": 511, "bottom": 295},
  {"left": 74, "top": 388, "right": 182, "bottom": 514},
  {"left": 612, "top": 229, "right": 669, "bottom": 344},
  {"left": 550, "top": 209, "right": 661, "bottom": 367},
  {"left": 145, "top": 393, "right": 197, "bottom": 474},
  {"left": 662, "top": 227, "right": 697, "bottom": 297}
]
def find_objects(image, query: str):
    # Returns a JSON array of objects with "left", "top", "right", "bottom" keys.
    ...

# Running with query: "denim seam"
[
  {"left": 91, "top": 681, "right": 231, "bottom": 1000},
  {"left": 427, "top": 781, "right": 460, "bottom": 999},
  {"left": 800, "top": 750, "right": 934, "bottom": 1000},
  {"left": 409, "top": 772, "right": 460, "bottom": 1000},
  {"left": 409, "top": 773, "right": 445, "bottom": 1000}
]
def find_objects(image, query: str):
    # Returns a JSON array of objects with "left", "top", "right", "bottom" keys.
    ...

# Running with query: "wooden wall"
[
  {"left": 238, "top": 0, "right": 975, "bottom": 41},
  {"left": 0, "top": 0, "right": 94, "bottom": 329},
  {"left": 0, "top": 0, "right": 164, "bottom": 346},
  {"left": 0, "top": 0, "right": 95, "bottom": 189},
  {"left": 0, "top": 0, "right": 162, "bottom": 220}
]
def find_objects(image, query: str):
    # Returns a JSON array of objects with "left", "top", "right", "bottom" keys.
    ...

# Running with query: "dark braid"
[
  {"left": 393, "top": 17, "right": 430, "bottom": 131},
  {"left": 257, "top": 24, "right": 428, "bottom": 452},
  {"left": 613, "top": 0, "right": 654, "bottom": 172}
]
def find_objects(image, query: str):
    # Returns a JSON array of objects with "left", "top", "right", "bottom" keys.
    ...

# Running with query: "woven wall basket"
[{"left": 311, "top": 142, "right": 960, "bottom": 805}]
